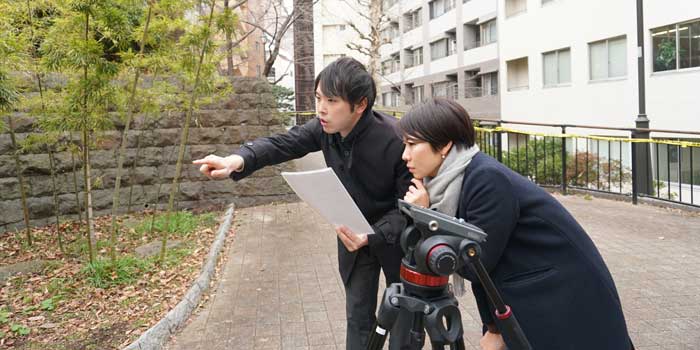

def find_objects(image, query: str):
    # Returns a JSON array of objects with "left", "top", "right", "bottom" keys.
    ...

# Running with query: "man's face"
[{"left": 315, "top": 85, "right": 364, "bottom": 137}]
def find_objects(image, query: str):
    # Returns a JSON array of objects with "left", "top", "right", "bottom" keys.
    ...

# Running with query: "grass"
[
  {"left": 2, "top": 209, "right": 221, "bottom": 349},
  {"left": 134, "top": 211, "right": 215, "bottom": 237},
  {"left": 80, "top": 256, "right": 153, "bottom": 289}
]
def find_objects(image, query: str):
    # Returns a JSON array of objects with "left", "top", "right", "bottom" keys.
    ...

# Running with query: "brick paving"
[{"left": 167, "top": 194, "right": 700, "bottom": 350}]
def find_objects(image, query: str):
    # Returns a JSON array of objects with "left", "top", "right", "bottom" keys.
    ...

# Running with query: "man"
[{"left": 193, "top": 57, "right": 411, "bottom": 349}]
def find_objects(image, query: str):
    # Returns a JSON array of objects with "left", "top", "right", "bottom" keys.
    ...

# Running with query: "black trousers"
[{"left": 344, "top": 246, "right": 407, "bottom": 350}]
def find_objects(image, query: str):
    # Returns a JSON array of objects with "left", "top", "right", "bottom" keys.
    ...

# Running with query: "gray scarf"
[{"left": 423, "top": 145, "right": 480, "bottom": 216}]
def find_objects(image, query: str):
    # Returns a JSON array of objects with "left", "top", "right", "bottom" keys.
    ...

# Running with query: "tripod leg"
[
  {"left": 451, "top": 338, "right": 466, "bottom": 350},
  {"left": 430, "top": 341, "right": 446, "bottom": 350}
]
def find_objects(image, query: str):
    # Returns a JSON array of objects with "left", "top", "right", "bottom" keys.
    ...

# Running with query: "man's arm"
[{"left": 194, "top": 118, "right": 322, "bottom": 180}]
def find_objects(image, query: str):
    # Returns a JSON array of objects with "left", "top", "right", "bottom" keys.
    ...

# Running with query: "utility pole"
[
  {"left": 293, "top": 0, "right": 315, "bottom": 123},
  {"left": 632, "top": 0, "right": 653, "bottom": 202}
]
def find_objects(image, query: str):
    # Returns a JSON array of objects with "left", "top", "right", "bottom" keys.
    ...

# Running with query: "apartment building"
[
  {"left": 313, "top": 0, "right": 372, "bottom": 74},
  {"left": 377, "top": 0, "right": 500, "bottom": 120},
  {"left": 499, "top": 0, "right": 700, "bottom": 203},
  {"left": 499, "top": 0, "right": 700, "bottom": 134}
]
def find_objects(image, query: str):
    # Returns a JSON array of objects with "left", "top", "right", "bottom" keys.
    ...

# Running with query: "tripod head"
[
  {"left": 367, "top": 201, "right": 532, "bottom": 350},
  {"left": 397, "top": 200, "right": 487, "bottom": 297}
]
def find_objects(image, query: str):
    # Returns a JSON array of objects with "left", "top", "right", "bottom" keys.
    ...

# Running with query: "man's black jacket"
[{"left": 230, "top": 110, "right": 412, "bottom": 284}]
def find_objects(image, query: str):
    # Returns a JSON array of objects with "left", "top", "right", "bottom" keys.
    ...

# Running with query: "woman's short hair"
[{"left": 397, "top": 98, "right": 475, "bottom": 151}]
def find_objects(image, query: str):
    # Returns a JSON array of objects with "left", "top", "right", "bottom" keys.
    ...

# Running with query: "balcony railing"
[{"left": 464, "top": 40, "right": 481, "bottom": 51}]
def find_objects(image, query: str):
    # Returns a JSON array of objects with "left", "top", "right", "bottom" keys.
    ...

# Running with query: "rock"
[
  {"left": 0, "top": 260, "right": 48, "bottom": 284},
  {"left": 28, "top": 316, "right": 45, "bottom": 323},
  {"left": 135, "top": 240, "right": 184, "bottom": 259}
]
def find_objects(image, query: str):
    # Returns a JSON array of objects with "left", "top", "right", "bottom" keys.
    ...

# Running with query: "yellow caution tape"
[
  {"left": 281, "top": 111, "right": 699, "bottom": 148},
  {"left": 475, "top": 126, "right": 700, "bottom": 148}
]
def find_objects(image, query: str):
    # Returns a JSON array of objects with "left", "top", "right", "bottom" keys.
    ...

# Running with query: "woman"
[{"left": 398, "top": 98, "right": 633, "bottom": 350}]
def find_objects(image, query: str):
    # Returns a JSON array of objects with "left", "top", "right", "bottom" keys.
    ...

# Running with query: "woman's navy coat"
[{"left": 456, "top": 152, "right": 632, "bottom": 349}]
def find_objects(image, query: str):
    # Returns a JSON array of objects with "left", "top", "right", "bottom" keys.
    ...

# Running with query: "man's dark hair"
[
  {"left": 314, "top": 57, "right": 376, "bottom": 112},
  {"left": 398, "top": 98, "right": 475, "bottom": 150}
]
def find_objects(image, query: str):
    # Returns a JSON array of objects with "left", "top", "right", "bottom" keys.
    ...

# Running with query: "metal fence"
[
  {"left": 474, "top": 119, "right": 700, "bottom": 209},
  {"left": 284, "top": 111, "right": 700, "bottom": 209}
]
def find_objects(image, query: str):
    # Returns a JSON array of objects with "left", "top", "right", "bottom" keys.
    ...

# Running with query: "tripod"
[{"left": 367, "top": 200, "right": 532, "bottom": 350}]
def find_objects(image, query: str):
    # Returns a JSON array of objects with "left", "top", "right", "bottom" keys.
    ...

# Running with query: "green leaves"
[
  {"left": 10, "top": 323, "right": 30, "bottom": 336},
  {"left": 0, "top": 71, "right": 19, "bottom": 112}
]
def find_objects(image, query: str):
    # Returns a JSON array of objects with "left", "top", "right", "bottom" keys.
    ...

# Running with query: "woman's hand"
[
  {"left": 480, "top": 331, "right": 506, "bottom": 350},
  {"left": 403, "top": 178, "right": 429, "bottom": 208}
]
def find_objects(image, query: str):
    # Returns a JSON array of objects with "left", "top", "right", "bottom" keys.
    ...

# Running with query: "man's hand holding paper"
[{"left": 335, "top": 225, "right": 369, "bottom": 252}]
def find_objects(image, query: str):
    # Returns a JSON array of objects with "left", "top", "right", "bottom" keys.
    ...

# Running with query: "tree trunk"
[
  {"left": 69, "top": 133, "right": 83, "bottom": 226},
  {"left": 7, "top": 115, "right": 33, "bottom": 246},
  {"left": 109, "top": 4, "right": 153, "bottom": 263},
  {"left": 48, "top": 150, "right": 64, "bottom": 253},
  {"left": 160, "top": 1, "right": 218, "bottom": 262},
  {"left": 368, "top": 0, "right": 381, "bottom": 88},
  {"left": 293, "top": 0, "right": 315, "bottom": 122},
  {"left": 126, "top": 129, "right": 142, "bottom": 214},
  {"left": 224, "top": 0, "right": 234, "bottom": 75},
  {"left": 82, "top": 11, "right": 96, "bottom": 263}
]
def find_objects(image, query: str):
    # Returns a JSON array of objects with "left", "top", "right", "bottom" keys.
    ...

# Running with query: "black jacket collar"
[{"left": 337, "top": 108, "right": 375, "bottom": 144}]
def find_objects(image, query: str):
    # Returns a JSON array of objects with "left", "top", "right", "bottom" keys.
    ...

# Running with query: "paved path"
[{"left": 167, "top": 194, "right": 700, "bottom": 350}]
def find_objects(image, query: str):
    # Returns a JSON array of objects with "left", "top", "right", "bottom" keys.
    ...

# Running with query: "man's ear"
[{"left": 354, "top": 97, "right": 368, "bottom": 116}]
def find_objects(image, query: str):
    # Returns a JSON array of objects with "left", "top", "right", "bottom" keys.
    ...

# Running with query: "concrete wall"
[{"left": 0, "top": 77, "right": 296, "bottom": 232}]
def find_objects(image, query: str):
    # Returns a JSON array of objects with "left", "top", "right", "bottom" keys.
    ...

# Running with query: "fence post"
[
  {"left": 496, "top": 121, "right": 503, "bottom": 162},
  {"left": 631, "top": 134, "right": 638, "bottom": 205},
  {"left": 561, "top": 126, "right": 567, "bottom": 195}
]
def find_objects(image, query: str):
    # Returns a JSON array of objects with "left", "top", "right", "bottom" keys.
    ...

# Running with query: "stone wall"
[{"left": 0, "top": 77, "right": 297, "bottom": 232}]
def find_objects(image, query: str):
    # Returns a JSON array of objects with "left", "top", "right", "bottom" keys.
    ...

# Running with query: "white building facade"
[
  {"left": 313, "top": 0, "right": 373, "bottom": 74},
  {"left": 498, "top": 0, "right": 700, "bottom": 135},
  {"left": 377, "top": 0, "right": 501, "bottom": 119},
  {"left": 498, "top": 0, "right": 700, "bottom": 204}
]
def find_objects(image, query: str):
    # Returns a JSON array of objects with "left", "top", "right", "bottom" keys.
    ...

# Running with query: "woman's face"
[{"left": 401, "top": 136, "right": 451, "bottom": 179}]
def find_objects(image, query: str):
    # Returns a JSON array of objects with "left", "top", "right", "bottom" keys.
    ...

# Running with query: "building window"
[
  {"left": 432, "top": 81, "right": 458, "bottom": 100},
  {"left": 652, "top": 19, "right": 700, "bottom": 72},
  {"left": 382, "top": 91, "right": 400, "bottom": 107},
  {"left": 405, "top": 47, "right": 424, "bottom": 68},
  {"left": 507, "top": 57, "right": 529, "bottom": 91},
  {"left": 464, "top": 24, "right": 480, "bottom": 50},
  {"left": 482, "top": 72, "right": 499, "bottom": 95},
  {"left": 505, "top": 0, "right": 527, "bottom": 18},
  {"left": 381, "top": 22, "right": 400, "bottom": 42},
  {"left": 430, "top": 37, "right": 456, "bottom": 60},
  {"left": 543, "top": 48, "right": 571, "bottom": 87},
  {"left": 412, "top": 85, "right": 424, "bottom": 103},
  {"left": 481, "top": 20, "right": 497, "bottom": 45},
  {"left": 464, "top": 70, "right": 481, "bottom": 98},
  {"left": 382, "top": 0, "right": 398, "bottom": 11},
  {"left": 404, "top": 8, "right": 423, "bottom": 32},
  {"left": 589, "top": 36, "right": 627, "bottom": 80},
  {"left": 381, "top": 54, "right": 401, "bottom": 74},
  {"left": 429, "top": 0, "right": 455, "bottom": 20}
]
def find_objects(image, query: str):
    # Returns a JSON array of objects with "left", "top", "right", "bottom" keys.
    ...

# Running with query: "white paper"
[{"left": 281, "top": 168, "right": 374, "bottom": 234}]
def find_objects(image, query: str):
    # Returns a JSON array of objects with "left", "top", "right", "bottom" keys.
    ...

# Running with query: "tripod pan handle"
[{"left": 495, "top": 306, "right": 532, "bottom": 350}]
